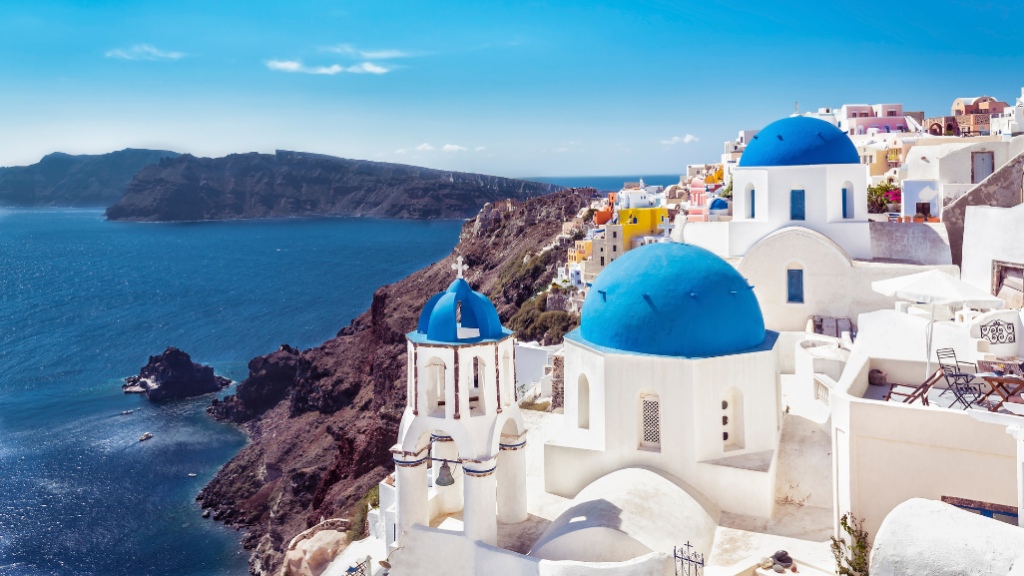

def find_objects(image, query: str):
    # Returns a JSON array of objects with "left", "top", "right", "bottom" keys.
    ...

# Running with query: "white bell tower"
[{"left": 389, "top": 257, "right": 527, "bottom": 548}]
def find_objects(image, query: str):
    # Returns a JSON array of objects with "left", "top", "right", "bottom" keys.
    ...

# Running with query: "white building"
[
  {"left": 686, "top": 116, "right": 873, "bottom": 260},
  {"left": 387, "top": 263, "right": 526, "bottom": 549},
  {"left": 721, "top": 129, "right": 760, "bottom": 183},
  {"left": 545, "top": 243, "right": 783, "bottom": 520},
  {"left": 991, "top": 88, "right": 1024, "bottom": 137}
]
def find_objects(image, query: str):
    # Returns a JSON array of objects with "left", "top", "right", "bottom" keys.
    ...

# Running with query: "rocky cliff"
[
  {"left": 123, "top": 347, "right": 231, "bottom": 401},
  {"left": 0, "top": 149, "right": 180, "bottom": 207},
  {"left": 196, "top": 188, "right": 593, "bottom": 575},
  {"left": 104, "top": 151, "right": 562, "bottom": 222}
]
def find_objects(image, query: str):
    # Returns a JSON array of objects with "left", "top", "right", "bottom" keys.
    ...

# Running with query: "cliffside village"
[{"left": 292, "top": 91, "right": 1024, "bottom": 576}]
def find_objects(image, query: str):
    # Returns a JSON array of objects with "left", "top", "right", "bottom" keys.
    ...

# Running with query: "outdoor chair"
[
  {"left": 884, "top": 370, "right": 943, "bottom": 405},
  {"left": 936, "top": 348, "right": 986, "bottom": 409}
]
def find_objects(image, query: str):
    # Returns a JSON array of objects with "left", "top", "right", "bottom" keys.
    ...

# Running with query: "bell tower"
[{"left": 390, "top": 256, "right": 527, "bottom": 548}]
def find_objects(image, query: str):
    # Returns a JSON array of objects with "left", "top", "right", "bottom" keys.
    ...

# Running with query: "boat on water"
[
  {"left": 120, "top": 410, "right": 133, "bottom": 415},
  {"left": 139, "top": 432, "right": 153, "bottom": 442},
  {"left": 188, "top": 473, "right": 197, "bottom": 477}
]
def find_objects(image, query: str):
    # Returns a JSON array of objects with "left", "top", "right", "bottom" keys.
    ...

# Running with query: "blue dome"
[
  {"left": 709, "top": 198, "right": 729, "bottom": 211},
  {"left": 580, "top": 243, "right": 765, "bottom": 357},
  {"left": 739, "top": 117, "right": 858, "bottom": 168},
  {"left": 413, "top": 278, "right": 508, "bottom": 344}
]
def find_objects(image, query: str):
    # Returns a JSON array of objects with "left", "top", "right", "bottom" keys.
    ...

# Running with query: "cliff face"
[
  {"left": 105, "top": 151, "right": 562, "bottom": 222},
  {"left": 196, "top": 189, "right": 592, "bottom": 576},
  {"left": 0, "top": 149, "right": 179, "bottom": 207}
]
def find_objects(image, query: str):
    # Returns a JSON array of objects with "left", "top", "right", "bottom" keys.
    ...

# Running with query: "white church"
[{"left": 333, "top": 245, "right": 790, "bottom": 576}]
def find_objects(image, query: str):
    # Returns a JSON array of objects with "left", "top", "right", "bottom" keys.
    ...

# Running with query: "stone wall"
[
  {"left": 551, "top": 353, "right": 564, "bottom": 409},
  {"left": 943, "top": 148, "right": 1024, "bottom": 267}
]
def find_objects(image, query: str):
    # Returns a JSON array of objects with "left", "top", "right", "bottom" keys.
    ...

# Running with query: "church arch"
[
  {"left": 638, "top": 390, "right": 661, "bottom": 450},
  {"left": 425, "top": 357, "right": 446, "bottom": 415},
  {"left": 502, "top": 350, "right": 512, "bottom": 407},
  {"left": 578, "top": 374, "right": 590, "bottom": 430},
  {"left": 470, "top": 355, "right": 487, "bottom": 417},
  {"left": 722, "top": 387, "right": 745, "bottom": 452}
]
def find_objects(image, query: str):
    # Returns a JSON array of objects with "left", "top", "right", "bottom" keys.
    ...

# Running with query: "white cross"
[
  {"left": 658, "top": 222, "right": 675, "bottom": 237},
  {"left": 452, "top": 255, "right": 469, "bottom": 279}
]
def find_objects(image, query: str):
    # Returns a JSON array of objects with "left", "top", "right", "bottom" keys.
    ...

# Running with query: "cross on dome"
[
  {"left": 658, "top": 222, "right": 675, "bottom": 237},
  {"left": 452, "top": 256, "right": 469, "bottom": 279}
]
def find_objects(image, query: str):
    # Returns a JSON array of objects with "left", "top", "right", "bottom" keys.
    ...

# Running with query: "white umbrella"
[{"left": 872, "top": 270, "right": 1006, "bottom": 376}]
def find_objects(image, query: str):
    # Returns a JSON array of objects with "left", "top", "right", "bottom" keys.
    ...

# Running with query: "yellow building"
[
  {"left": 855, "top": 143, "right": 889, "bottom": 177},
  {"left": 568, "top": 239, "right": 592, "bottom": 264},
  {"left": 704, "top": 165, "right": 725, "bottom": 185},
  {"left": 618, "top": 207, "right": 669, "bottom": 249}
]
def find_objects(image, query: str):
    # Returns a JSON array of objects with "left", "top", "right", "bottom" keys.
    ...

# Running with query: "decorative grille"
[
  {"left": 980, "top": 320, "right": 1015, "bottom": 344},
  {"left": 642, "top": 397, "right": 660, "bottom": 445}
]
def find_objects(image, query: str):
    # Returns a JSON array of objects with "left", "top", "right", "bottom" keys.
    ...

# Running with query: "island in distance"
[
  {"left": 123, "top": 347, "right": 231, "bottom": 402},
  {"left": 104, "top": 150, "right": 562, "bottom": 222},
  {"left": 0, "top": 148, "right": 180, "bottom": 207}
]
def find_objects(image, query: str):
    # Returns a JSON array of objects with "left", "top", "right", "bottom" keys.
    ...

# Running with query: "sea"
[
  {"left": 0, "top": 209, "right": 464, "bottom": 576},
  {"left": 528, "top": 174, "right": 682, "bottom": 191}
]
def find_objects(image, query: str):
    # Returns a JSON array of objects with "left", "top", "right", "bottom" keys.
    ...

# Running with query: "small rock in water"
[{"left": 202, "top": 510, "right": 211, "bottom": 518}]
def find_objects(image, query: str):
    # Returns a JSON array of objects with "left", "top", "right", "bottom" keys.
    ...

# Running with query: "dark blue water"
[
  {"left": 528, "top": 174, "right": 682, "bottom": 192},
  {"left": 0, "top": 209, "right": 463, "bottom": 576}
]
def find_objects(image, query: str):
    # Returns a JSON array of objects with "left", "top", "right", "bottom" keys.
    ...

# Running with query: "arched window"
[
  {"left": 426, "top": 358, "right": 446, "bottom": 414},
  {"left": 856, "top": 126, "right": 865, "bottom": 135},
  {"left": 470, "top": 356, "right": 486, "bottom": 416},
  {"left": 639, "top": 392, "right": 660, "bottom": 450},
  {"left": 787, "top": 262, "right": 804, "bottom": 304},
  {"left": 841, "top": 181, "right": 854, "bottom": 220},
  {"left": 502, "top": 351, "right": 512, "bottom": 406},
  {"left": 578, "top": 374, "right": 590, "bottom": 430},
  {"left": 722, "top": 388, "right": 745, "bottom": 452}
]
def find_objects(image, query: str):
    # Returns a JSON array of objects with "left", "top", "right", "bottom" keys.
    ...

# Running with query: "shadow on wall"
[{"left": 943, "top": 148, "right": 1024, "bottom": 267}]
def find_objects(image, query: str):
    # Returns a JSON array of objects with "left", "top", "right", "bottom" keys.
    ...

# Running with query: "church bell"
[{"left": 435, "top": 461, "right": 455, "bottom": 487}]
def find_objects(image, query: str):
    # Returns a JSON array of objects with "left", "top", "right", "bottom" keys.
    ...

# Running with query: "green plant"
[
  {"left": 346, "top": 485, "right": 380, "bottom": 541},
  {"left": 830, "top": 513, "right": 870, "bottom": 576},
  {"left": 582, "top": 207, "right": 597, "bottom": 222},
  {"left": 720, "top": 176, "right": 734, "bottom": 199}
]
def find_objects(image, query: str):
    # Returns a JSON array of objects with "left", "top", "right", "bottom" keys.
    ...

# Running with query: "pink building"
[{"left": 838, "top": 103, "right": 909, "bottom": 135}]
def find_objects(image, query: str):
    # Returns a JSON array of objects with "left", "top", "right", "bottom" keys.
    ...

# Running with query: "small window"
[
  {"left": 790, "top": 190, "right": 805, "bottom": 221},
  {"left": 640, "top": 394, "right": 660, "bottom": 448},
  {"left": 600, "top": 256, "right": 605, "bottom": 266},
  {"left": 842, "top": 188, "right": 848, "bottom": 219},
  {"left": 613, "top": 245, "right": 617, "bottom": 252},
  {"left": 749, "top": 188, "right": 756, "bottom": 219},
  {"left": 612, "top": 231, "right": 617, "bottom": 238},
  {"left": 787, "top": 268, "right": 804, "bottom": 303}
]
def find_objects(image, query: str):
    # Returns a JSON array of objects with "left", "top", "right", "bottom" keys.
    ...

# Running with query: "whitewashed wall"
[{"left": 962, "top": 204, "right": 1024, "bottom": 293}]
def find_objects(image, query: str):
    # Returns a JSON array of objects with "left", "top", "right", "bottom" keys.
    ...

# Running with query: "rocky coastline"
[
  {"left": 195, "top": 188, "right": 593, "bottom": 575},
  {"left": 123, "top": 347, "right": 231, "bottom": 402},
  {"left": 105, "top": 151, "right": 562, "bottom": 222}
]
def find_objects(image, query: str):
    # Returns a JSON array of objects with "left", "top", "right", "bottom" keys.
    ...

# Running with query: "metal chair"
[{"left": 936, "top": 348, "right": 985, "bottom": 409}]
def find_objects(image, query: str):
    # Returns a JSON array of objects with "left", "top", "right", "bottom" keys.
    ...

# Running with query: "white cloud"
[
  {"left": 394, "top": 149, "right": 407, "bottom": 154},
  {"left": 443, "top": 144, "right": 467, "bottom": 152},
  {"left": 553, "top": 147, "right": 568, "bottom": 153},
  {"left": 324, "top": 44, "right": 410, "bottom": 59},
  {"left": 266, "top": 60, "right": 391, "bottom": 75},
  {"left": 660, "top": 134, "right": 699, "bottom": 145},
  {"left": 415, "top": 143, "right": 434, "bottom": 151},
  {"left": 105, "top": 44, "right": 184, "bottom": 61},
  {"left": 475, "top": 146, "right": 486, "bottom": 151}
]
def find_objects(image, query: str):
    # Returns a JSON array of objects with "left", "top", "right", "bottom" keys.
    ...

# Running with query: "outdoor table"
[{"left": 976, "top": 358, "right": 1024, "bottom": 412}]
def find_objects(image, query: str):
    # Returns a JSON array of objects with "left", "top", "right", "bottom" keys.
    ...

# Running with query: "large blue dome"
[
  {"left": 739, "top": 117, "right": 858, "bottom": 168},
  {"left": 579, "top": 243, "right": 765, "bottom": 357},
  {"left": 412, "top": 278, "right": 509, "bottom": 344}
]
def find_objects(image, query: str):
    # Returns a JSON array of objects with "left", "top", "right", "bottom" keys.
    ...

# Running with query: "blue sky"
[{"left": 2, "top": 0, "right": 1024, "bottom": 177}]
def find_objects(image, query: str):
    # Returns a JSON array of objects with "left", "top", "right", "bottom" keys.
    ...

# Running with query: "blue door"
[
  {"left": 791, "top": 190, "right": 805, "bottom": 220},
  {"left": 787, "top": 269, "right": 804, "bottom": 303}
]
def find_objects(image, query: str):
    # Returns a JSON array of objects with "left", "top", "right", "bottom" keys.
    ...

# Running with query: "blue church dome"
[
  {"left": 412, "top": 278, "right": 509, "bottom": 344},
  {"left": 579, "top": 243, "right": 765, "bottom": 357},
  {"left": 739, "top": 117, "right": 858, "bottom": 168},
  {"left": 709, "top": 198, "right": 729, "bottom": 211}
]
